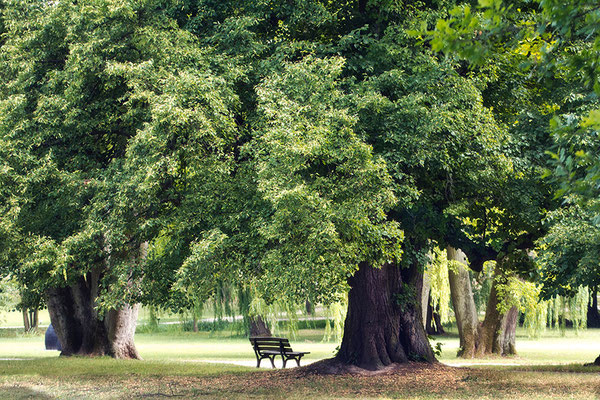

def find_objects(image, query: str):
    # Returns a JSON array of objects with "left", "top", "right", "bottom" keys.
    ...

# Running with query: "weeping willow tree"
[
  {"left": 496, "top": 278, "right": 589, "bottom": 338},
  {"left": 323, "top": 301, "right": 347, "bottom": 343},
  {"left": 424, "top": 248, "right": 452, "bottom": 334}
]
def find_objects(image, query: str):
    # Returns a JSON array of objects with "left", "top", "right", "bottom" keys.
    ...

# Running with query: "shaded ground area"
[{"left": 1, "top": 362, "right": 599, "bottom": 399}]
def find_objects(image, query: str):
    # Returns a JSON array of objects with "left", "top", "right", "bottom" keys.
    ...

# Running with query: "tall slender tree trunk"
[
  {"left": 22, "top": 309, "right": 30, "bottom": 332},
  {"left": 447, "top": 246, "right": 479, "bottom": 358},
  {"left": 426, "top": 299, "right": 446, "bottom": 335},
  {"left": 192, "top": 315, "right": 199, "bottom": 332},
  {"left": 421, "top": 273, "right": 431, "bottom": 329},
  {"left": 22, "top": 309, "right": 39, "bottom": 332},
  {"left": 336, "top": 258, "right": 434, "bottom": 370},
  {"left": 476, "top": 256, "right": 517, "bottom": 356},
  {"left": 499, "top": 306, "right": 518, "bottom": 356}
]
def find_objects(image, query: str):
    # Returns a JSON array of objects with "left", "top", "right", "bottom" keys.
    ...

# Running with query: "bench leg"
[
  {"left": 256, "top": 357, "right": 261, "bottom": 368},
  {"left": 282, "top": 358, "right": 287, "bottom": 368},
  {"left": 296, "top": 356, "right": 302, "bottom": 367},
  {"left": 269, "top": 356, "right": 275, "bottom": 368}
]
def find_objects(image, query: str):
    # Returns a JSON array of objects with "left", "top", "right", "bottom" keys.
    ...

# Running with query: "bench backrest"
[{"left": 249, "top": 337, "right": 293, "bottom": 354}]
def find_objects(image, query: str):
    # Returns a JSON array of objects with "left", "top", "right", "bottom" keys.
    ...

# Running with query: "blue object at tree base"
[{"left": 45, "top": 324, "right": 62, "bottom": 351}]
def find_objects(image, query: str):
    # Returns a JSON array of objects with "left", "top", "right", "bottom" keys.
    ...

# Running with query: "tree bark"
[
  {"left": 447, "top": 247, "right": 519, "bottom": 358},
  {"left": 587, "top": 287, "right": 600, "bottom": 328},
  {"left": 499, "top": 306, "right": 518, "bottom": 356},
  {"left": 46, "top": 278, "right": 140, "bottom": 359},
  {"left": 22, "top": 309, "right": 30, "bottom": 332},
  {"left": 249, "top": 316, "right": 272, "bottom": 337},
  {"left": 421, "top": 273, "right": 431, "bottom": 329},
  {"left": 192, "top": 314, "right": 199, "bottom": 332},
  {"left": 45, "top": 242, "right": 144, "bottom": 359},
  {"left": 476, "top": 256, "right": 518, "bottom": 357},
  {"left": 447, "top": 246, "right": 479, "bottom": 358},
  {"left": 105, "top": 304, "right": 140, "bottom": 359},
  {"left": 305, "top": 300, "right": 313, "bottom": 315},
  {"left": 32, "top": 309, "right": 38, "bottom": 330},
  {"left": 426, "top": 299, "right": 446, "bottom": 335},
  {"left": 336, "top": 260, "right": 434, "bottom": 370}
]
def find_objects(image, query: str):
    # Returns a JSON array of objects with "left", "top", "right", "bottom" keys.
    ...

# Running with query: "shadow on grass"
[
  {"left": 497, "top": 363, "right": 600, "bottom": 373},
  {"left": 0, "top": 387, "right": 53, "bottom": 399}
]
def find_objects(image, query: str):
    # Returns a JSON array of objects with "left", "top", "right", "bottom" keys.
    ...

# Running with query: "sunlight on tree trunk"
[{"left": 447, "top": 246, "right": 479, "bottom": 358}]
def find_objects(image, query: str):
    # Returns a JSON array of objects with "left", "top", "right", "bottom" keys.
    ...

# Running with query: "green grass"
[
  {"left": 434, "top": 326, "right": 600, "bottom": 365},
  {"left": 0, "top": 327, "right": 599, "bottom": 399}
]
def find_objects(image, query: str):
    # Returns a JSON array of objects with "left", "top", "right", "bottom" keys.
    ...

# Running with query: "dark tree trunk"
[
  {"left": 22, "top": 309, "right": 30, "bottom": 332},
  {"left": 192, "top": 315, "right": 199, "bottom": 332},
  {"left": 32, "top": 309, "right": 38, "bottom": 330},
  {"left": 587, "top": 287, "right": 600, "bottom": 328},
  {"left": 305, "top": 300, "right": 313, "bottom": 315},
  {"left": 336, "top": 260, "right": 435, "bottom": 370},
  {"left": 426, "top": 299, "right": 446, "bottom": 335},
  {"left": 46, "top": 271, "right": 140, "bottom": 359},
  {"left": 249, "top": 316, "right": 272, "bottom": 337},
  {"left": 23, "top": 309, "right": 39, "bottom": 332}
]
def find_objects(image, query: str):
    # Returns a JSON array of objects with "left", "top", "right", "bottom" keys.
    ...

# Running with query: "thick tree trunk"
[
  {"left": 587, "top": 287, "right": 600, "bottom": 328},
  {"left": 336, "top": 260, "right": 434, "bottom": 370},
  {"left": 106, "top": 304, "right": 140, "bottom": 359},
  {"left": 46, "top": 278, "right": 140, "bottom": 359},
  {"left": 46, "top": 278, "right": 110, "bottom": 357},
  {"left": 249, "top": 316, "right": 272, "bottom": 337},
  {"left": 447, "top": 246, "right": 479, "bottom": 358},
  {"left": 46, "top": 237, "right": 144, "bottom": 360}
]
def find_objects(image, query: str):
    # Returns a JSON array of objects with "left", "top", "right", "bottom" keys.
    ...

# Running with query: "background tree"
[
  {"left": 427, "top": 0, "right": 600, "bottom": 362},
  {"left": 0, "top": 0, "right": 236, "bottom": 358}
]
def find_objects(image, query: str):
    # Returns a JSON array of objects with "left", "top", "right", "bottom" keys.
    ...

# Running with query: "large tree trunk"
[
  {"left": 45, "top": 241, "right": 145, "bottom": 360},
  {"left": 46, "top": 270, "right": 140, "bottom": 359},
  {"left": 447, "top": 246, "right": 479, "bottom": 358},
  {"left": 587, "top": 287, "right": 600, "bottom": 328},
  {"left": 46, "top": 275, "right": 111, "bottom": 357},
  {"left": 249, "top": 316, "right": 272, "bottom": 337},
  {"left": 336, "top": 259, "right": 435, "bottom": 370},
  {"left": 46, "top": 281, "right": 140, "bottom": 358}
]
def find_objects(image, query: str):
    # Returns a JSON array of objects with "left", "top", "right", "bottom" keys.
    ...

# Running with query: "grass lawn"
[{"left": 0, "top": 327, "right": 599, "bottom": 399}]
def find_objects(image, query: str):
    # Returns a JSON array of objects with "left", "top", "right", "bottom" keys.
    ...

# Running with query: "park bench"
[{"left": 249, "top": 337, "right": 310, "bottom": 368}]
